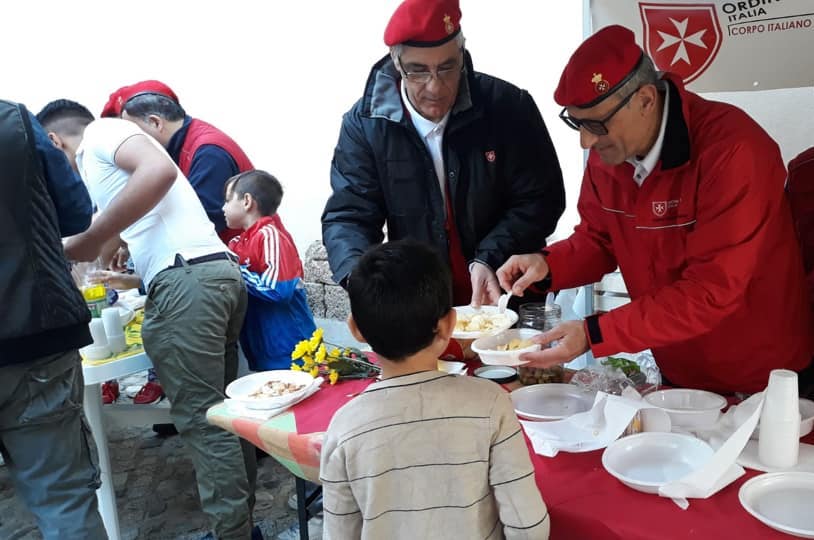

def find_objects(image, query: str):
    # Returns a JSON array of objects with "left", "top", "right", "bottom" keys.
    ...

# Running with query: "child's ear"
[
  {"left": 435, "top": 308, "right": 457, "bottom": 342},
  {"left": 347, "top": 314, "right": 368, "bottom": 344},
  {"left": 242, "top": 193, "right": 254, "bottom": 210}
]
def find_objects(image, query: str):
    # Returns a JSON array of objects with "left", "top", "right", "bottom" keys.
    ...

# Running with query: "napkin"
[
  {"left": 225, "top": 377, "right": 323, "bottom": 420},
  {"left": 657, "top": 396, "right": 761, "bottom": 509},
  {"left": 520, "top": 387, "right": 668, "bottom": 457}
]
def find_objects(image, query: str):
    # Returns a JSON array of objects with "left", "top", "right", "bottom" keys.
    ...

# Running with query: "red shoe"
[
  {"left": 133, "top": 381, "right": 164, "bottom": 404},
  {"left": 102, "top": 381, "right": 119, "bottom": 404}
]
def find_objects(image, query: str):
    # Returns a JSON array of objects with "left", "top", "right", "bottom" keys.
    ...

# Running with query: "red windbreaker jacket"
[{"left": 545, "top": 75, "right": 812, "bottom": 393}]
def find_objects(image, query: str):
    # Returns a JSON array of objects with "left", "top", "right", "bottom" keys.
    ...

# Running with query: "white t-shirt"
[{"left": 76, "top": 118, "right": 226, "bottom": 286}]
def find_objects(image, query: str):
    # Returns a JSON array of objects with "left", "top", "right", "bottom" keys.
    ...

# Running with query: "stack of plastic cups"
[
  {"left": 101, "top": 307, "right": 127, "bottom": 354},
  {"left": 88, "top": 319, "right": 111, "bottom": 357},
  {"left": 758, "top": 369, "right": 801, "bottom": 468}
]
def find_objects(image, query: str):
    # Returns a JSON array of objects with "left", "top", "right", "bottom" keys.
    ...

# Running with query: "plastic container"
[
  {"left": 517, "top": 303, "right": 563, "bottom": 385},
  {"left": 82, "top": 283, "right": 108, "bottom": 318}
]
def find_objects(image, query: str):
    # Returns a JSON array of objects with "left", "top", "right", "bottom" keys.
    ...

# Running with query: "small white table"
[{"left": 82, "top": 353, "right": 171, "bottom": 540}]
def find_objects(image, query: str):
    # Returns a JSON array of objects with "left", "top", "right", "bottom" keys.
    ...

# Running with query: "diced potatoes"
[
  {"left": 495, "top": 338, "right": 533, "bottom": 351},
  {"left": 455, "top": 312, "right": 510, "bottom": 332}
]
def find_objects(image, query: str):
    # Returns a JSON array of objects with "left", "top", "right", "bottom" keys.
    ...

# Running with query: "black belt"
[{"left": 170, "top": 252, "right": 237, "bottom": 268}]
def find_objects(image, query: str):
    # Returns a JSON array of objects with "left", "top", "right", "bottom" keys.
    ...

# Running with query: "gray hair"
[
  {"left": 390, "top": 31, "right": 466, "bottom": 72},
  {"left": 122, "top": 93, "right": 186, "bottom": 122},
  {"left": 612, "top": 53, "right": 660, "bottom": 101}
]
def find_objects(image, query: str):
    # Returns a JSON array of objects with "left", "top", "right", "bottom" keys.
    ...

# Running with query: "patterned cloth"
[
  {"left": 80, "top": 310, "right": 144, "bottom": 366},
  {"left": 207, "top": 377, "right": 371, "bottom": 482}
]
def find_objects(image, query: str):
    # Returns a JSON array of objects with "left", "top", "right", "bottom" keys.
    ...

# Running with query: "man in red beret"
[
  {"left": 322, "top": 0, "right": 565, "bottom": 310},
  {"left": 498, "top": 25, "right": 814, "bottom": 396},
  {"left": 100, "top": 81, "right": 293, "bottom": 407},
  {"left": 101, "top": 80, "right": 290, "bottom": 246}
]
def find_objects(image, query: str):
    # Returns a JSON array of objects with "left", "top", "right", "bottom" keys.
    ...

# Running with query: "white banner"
[{"left": 590, "top": 0, "right": 814, "bottom": 92}]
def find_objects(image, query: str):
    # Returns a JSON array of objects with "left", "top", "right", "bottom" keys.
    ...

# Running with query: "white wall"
[
  {"left": 3, "top": 0, "right": 584, "bottom": 255},
  {"left": 5, "top": 2, "right": 807, "bottom": 256}
]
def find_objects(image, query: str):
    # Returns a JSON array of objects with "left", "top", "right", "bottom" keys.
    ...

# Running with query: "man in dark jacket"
[
  {"left": 0, "top": 99, "right": 106, "bottom": 539},
  {"left": 322, "top": 0, "right": 565, "bottom": 307}
]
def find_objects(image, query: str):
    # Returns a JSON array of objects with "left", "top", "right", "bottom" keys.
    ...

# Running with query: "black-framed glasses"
[
  {"left": 559, "top": 88, "right": 639, "bottom": 136},
  {"left": 400, "top": 55, "right": 463, "bottom": 85}
]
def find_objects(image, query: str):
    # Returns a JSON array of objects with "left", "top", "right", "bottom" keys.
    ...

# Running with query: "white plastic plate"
[
  {"left": 225, "top": 370, "right": 315, "bottom": 410},
  {"left": 510, "top": 383, "right": 596, "bottom": 421},
  {"left": 739, "top": 472, "right": 814, "bottom": 538}
]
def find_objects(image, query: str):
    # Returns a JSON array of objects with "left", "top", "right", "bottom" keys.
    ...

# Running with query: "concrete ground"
[{"left": 0, "top": 423, "right": 309, "bottom": 540}]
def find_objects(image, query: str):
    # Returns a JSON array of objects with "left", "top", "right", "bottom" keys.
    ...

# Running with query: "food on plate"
[
  {"left": 495, "top": 338, "right": 534, "bottom": 351},
  {"left": 518, "top": 365, "right": 565, "bottom": 385},
  {"left": 455, "top": 312, "right": 510, "bottom": 332},
  {"left": 248, "top": 379, "right": 306, "bottom": 399}
]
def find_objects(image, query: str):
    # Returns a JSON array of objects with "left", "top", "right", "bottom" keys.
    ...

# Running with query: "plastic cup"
[{"left": 758, "top": 369, "right": 800, "bottom": 468}]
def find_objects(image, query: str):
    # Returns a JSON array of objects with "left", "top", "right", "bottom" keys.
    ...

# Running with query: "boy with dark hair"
[
  {"left": 223, "top": 170, "right": 316, "bottom": 371},
  {"left": 320, "top": 239, "right": 549, "bottom": 540}
]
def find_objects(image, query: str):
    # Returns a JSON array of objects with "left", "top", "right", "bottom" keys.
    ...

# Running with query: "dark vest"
[{"left": 0, "top": 101, "right": 91, "bottom": 365}]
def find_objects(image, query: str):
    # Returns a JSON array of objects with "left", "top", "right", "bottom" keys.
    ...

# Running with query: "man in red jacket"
[{"left": 497, "top": 25, "right": 813, "bottom": 395}]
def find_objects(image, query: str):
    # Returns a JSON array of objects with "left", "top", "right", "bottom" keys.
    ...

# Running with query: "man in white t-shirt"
[{"left": 44, "top": 99, "right": 258, "bottom": 540}]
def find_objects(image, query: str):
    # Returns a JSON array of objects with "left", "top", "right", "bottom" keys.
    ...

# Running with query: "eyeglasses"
[
  {"left": 400, "top": 57, "right": 463, "bottom": 85},
  {"left": 559, "top": 88, "right": 639, "bottom": 136}
]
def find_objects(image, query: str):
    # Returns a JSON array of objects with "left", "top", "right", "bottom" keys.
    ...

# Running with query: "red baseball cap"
[
  {"left": 554, "top": 25, "right": 644, "bottom": 108},
  {"left": 100, "top": 80, "right": 179, "bottom": 118},
  {"left": 384, "top": 0, "right": 462, "bottom": 47}
]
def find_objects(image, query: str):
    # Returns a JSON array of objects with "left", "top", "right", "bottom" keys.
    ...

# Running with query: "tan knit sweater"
[{"left": 320, "top": 370, "right": 550, "bottom": 539}]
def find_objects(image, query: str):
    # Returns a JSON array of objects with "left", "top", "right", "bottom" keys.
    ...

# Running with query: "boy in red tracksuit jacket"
[{"left": 224, "top": 170, "right": 316, "bottom": 371}]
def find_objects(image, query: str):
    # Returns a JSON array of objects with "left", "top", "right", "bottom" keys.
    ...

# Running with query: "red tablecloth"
[{"left": 212, "top": 376, "right": 810, "bottom": 539}]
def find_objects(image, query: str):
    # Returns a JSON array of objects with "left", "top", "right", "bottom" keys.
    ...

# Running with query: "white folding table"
[{"left": 82, "top": 353, "right": 171, "bottom": 540}]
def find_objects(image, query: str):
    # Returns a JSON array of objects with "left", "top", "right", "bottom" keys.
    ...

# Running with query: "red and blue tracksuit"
[{"left": 229, "top": 216, "right": 316, "bottom": 371}]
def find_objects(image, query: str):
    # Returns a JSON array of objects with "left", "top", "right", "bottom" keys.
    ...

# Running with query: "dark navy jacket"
[{"left": 322, "top": 51, "right": 566, "bottom": 284}]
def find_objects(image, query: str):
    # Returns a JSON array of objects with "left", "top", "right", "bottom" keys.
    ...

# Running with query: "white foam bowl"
[
  {"left": 471, "top": 328, "right": 542, "bottom": 366},
  {"left": 451, "top": 305, "right": 518, "bottom": 340},
  {"left": 602, "top": 432, "right": 714, "bottom": 494},
  {"left": 81, "top": 344, "right": 112, "bottom": 361},
  {"left": 733, "top": 393, "right": 814, "bottom": 440},
  {"left": 225, "top": 370, "right": 315, "bottom": 410},
  {"left": 643, "top": 388, "right": 727, "bottom": 429}
]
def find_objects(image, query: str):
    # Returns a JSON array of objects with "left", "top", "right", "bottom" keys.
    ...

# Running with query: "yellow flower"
[
  {"left": 302, "top": 354, "right": 314, "bottom": 368},
  {"left": 329, "top": 347, "right": 340, "bottom": 358},
  {"left": 309, "top": 366, "right": 319, "bottom": 377},
  {"left": 316, "top": 344, "right": 327, "bottom": 363},
  {"left": 308, "top": 327, "right": 324, "bottom": 352},
  {"left": 291, "top": 340, "right": 310, "bottom": 360},
  {"left": 329, "top": 370, "right": 339, "bottom": 385},
  {"left": 291, "top": 363, "right": 302, "bottom": 371}
]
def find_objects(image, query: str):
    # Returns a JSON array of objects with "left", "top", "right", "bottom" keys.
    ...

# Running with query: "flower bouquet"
[{"left": 290, "top": 328, "right": 381, "bottom": 385}]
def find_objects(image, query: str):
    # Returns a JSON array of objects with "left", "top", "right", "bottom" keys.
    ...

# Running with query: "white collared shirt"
[
  {"left": 627, "top": 88, "right": 670, "bottom": 186},
  {"left": 401, "top": 82, "right": 451, "bottom": 204}
]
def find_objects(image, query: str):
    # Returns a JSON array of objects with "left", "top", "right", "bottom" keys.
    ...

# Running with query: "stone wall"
[{"left": 303, "top": 241, "right": 350, "bottom": 320}]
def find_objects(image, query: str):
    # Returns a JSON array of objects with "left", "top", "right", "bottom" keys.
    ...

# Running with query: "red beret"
[
  {"left": 384, "top": 0, "right": 462, "bottom": 47},
  {"left": 100, "top": 80, "right": 179, "bottom": 118},
  {"left": 554, "top": 25, "right": 644, "bottom": 108}
]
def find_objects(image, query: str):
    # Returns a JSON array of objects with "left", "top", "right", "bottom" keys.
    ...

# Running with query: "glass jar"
[{"left": 517, "top": 303, "right": 565, "bottom": 385}]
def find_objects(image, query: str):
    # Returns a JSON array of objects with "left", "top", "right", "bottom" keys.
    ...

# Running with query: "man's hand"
[
  {"left": 110, "top": 244, "right": 130, "bottom": 272},
  {"left": 519, "top": 320, "right": 589, "bottom": 367},
  {"left": 496, "top": 253, "right": 550, "bottom": 297},
  {"left": 470, "top": 261, "right": 501, "bottom": 308},
  {"left": 64, "top": 230, "right": 104, "bottom": 262},
  {"left": 88, "top": 270, "right": 141, "bottom": 291}
]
